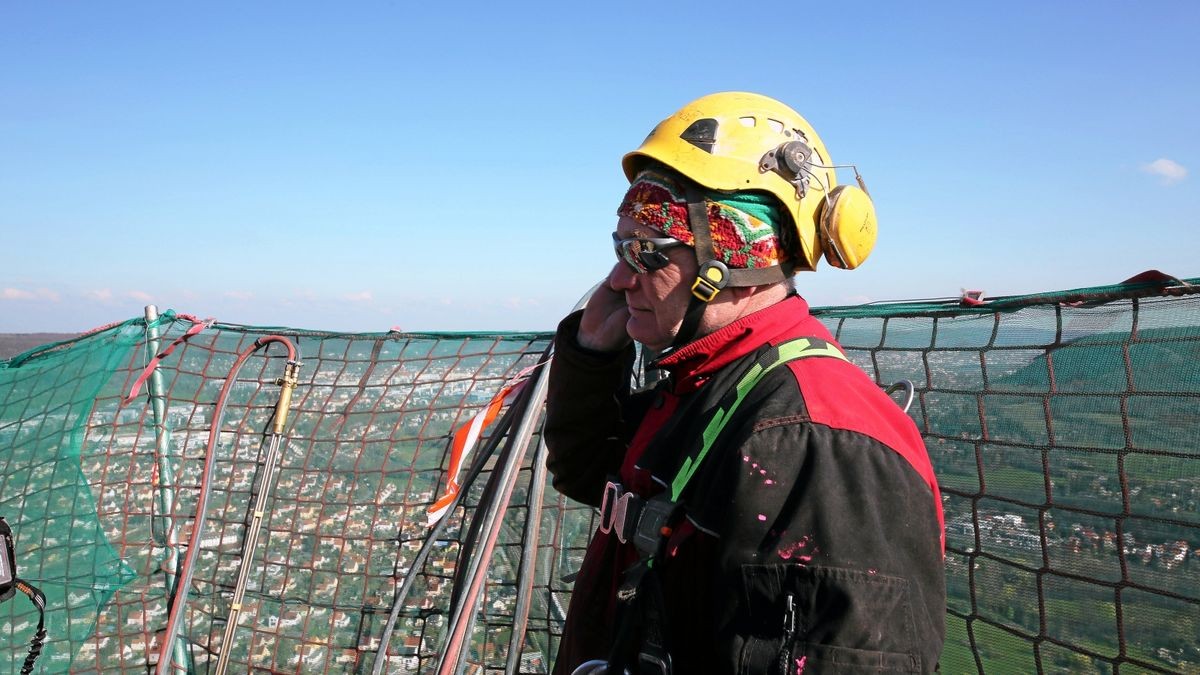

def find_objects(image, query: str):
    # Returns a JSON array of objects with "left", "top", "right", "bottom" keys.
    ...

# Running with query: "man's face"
[{"left": 608, "top": 215, "right": 697, "bottom": 351}]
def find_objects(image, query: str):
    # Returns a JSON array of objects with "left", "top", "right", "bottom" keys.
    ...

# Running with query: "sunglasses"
[{"left": 612, "top": 233, "right": 688, "bottom": 274}]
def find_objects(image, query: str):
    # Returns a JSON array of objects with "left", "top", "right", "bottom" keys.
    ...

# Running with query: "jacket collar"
[{"left": 654, "top": 295, "right": 814, "bottom": 394}]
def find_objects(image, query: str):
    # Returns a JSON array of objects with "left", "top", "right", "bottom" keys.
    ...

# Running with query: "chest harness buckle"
[{"left": 599, "top": 484, "right": 682, "bottom": 558}]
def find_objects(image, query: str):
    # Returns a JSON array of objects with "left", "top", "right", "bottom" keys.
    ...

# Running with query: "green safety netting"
[{"left": 0, "top": 275, "right": 1197, "bottom": 674}]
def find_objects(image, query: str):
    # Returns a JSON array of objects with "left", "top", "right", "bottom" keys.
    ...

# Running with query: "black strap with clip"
[{"left": 1, "top": 517, "right": 49, "bottom": 675}]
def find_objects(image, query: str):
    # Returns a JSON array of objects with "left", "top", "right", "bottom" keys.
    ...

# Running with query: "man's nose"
[{"left": 607, "top": 261, "right": 637, "bottom": 291}]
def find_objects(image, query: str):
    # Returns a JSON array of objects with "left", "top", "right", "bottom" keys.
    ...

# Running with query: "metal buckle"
[
  {"left": 598, "top": 482, "right": 619, "bottom": 536},
  {"left": 598, "top": 481, "right": 643, "bottom": 544},
  {"left": 638, "top": 646, "right": 673, "bottom": 675}
]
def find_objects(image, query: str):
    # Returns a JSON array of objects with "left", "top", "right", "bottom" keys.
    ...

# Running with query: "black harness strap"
[{"left": 1, "top": 517, "right": 48, "bottom": 675}]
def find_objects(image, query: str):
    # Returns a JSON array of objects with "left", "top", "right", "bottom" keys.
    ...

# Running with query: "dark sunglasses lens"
[
  {"left": 615, "top": 240, "right": 648, "bottom": 273},
  {"left": 613, "top": 236, "right": 679, "bottom": 274},
  {"left": 637, "top": 249, "right": 669, "bottom": 271}
]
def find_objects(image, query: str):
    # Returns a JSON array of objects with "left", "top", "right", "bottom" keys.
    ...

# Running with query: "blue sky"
[{"left": 2, "top": 1, "right": 1196, "bottom": 333}]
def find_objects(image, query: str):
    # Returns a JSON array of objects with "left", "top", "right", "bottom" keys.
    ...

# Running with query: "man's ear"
[
  {"left": 725, "top": 281, "right": 791, "bottom": 308},
  {"left": 727, "top": 286, "right": 757, "bottom": 300}
]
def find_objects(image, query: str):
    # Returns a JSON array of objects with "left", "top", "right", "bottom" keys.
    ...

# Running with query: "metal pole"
[
  {"left": 504, "top": 435, "right": 551, "bottom": 674},
  {"left": 212, "top": 433, "right": 284, "bottom": 673},
  {"left": 213, "top": 359, "right": 300, "bottom": 675},
  {"left": 143, "top": 305, "right": 191, "bottom": 675}
]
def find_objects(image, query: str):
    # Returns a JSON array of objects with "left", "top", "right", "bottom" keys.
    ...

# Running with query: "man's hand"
[{"left": 577, "top": 281, "right": 631, "bottom": 352}]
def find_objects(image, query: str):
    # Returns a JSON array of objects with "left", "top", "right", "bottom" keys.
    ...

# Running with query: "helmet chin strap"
[
  {"left": 668, "top": 294, "right": 711, "bottom": 354},
  {"left": 662, "top": 186, "right": 792, "bottom": 353}
]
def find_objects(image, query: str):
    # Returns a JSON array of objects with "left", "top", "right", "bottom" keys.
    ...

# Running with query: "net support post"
[{"left": 143, "top": 304, "right": 191, "bottom": 675}]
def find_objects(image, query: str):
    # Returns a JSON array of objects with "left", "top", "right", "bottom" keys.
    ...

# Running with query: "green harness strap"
[{"left": 669, "top": 336, "right": 848, "bottom": 502}]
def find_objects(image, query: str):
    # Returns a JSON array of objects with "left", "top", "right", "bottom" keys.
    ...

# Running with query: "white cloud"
[
  {"left": 343, "top": 291, "right": 373, "bottom": 302},
  {"left": 127, "top": 290, "right": 154, "bottom": 302},
  {"left": 2, "top": 287, "right": 61, "bottom": 302},
  {"left": 1141, "top": 158, "right": 1188, "bottom": 185},
  {"left": 2, "top": 288, "right": 35, "bottom": 300},
  {"left": 224, "top": 290, "right": 255, "bottom": 301},
  {"left": 84, "top": 289, "right": 115, "bottom": 302},
  {"left": 503, "top": 297, "right": 542, "bottom": 310}
]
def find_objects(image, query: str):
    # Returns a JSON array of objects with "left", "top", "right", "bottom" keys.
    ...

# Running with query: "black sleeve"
[{"left": 543, "top": 311, "right": 653, "bottom": 506}]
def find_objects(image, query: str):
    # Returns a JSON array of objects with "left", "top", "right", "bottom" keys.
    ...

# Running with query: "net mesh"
[
  {"left": 817, "top": 281, "right": 1200, "bottom": 674},
  {"left": 1, "top": 277, "right": 1198, "bottom": 674}
]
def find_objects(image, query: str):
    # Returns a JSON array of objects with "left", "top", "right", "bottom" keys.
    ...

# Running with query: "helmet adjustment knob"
[{"left": 760, "top": 140, "right": 813, "bottom": 199}]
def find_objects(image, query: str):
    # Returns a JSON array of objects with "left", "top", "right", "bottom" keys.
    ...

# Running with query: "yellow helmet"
[{"left": 622, "top": 91, "right": 876, "bottom": 271}]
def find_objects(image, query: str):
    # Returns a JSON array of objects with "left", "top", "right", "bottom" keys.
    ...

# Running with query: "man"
[{"left": 546, "top": 92, "right": 945, "bottom": 674}]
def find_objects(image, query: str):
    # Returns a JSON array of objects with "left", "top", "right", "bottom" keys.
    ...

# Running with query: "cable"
[
  {"left": 368, "top": 379, "right": 531, "bottom": 675},
  {"left": 436, "top": 341, "right": 553, "bottom": 675}
]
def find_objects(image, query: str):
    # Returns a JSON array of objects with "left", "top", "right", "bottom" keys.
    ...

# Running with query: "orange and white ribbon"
[{"left": 426, "top": 360, "right": 546, "bottom": 525}]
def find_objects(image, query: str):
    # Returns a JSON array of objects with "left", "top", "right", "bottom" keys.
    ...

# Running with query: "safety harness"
[
  {"left": 593, "top": 336, "right": 848, "bottom": 675},
  {"left": 1, "top": 517, "right": 48, "bottom": 675}
]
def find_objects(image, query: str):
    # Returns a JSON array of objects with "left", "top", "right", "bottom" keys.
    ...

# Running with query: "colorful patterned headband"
[{"left": 617, "top": 167, "right": 787, "bottom": 270}]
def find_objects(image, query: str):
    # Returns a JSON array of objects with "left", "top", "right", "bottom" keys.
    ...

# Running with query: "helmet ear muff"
[{"left": 817, "top": 184, "right": 877, "bottom": 269}]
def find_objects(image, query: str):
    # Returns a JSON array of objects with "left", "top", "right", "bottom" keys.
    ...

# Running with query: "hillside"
[
  {"left": 0, "top": 333, "right": 80, "bottom": 360},
  {"left": 995, "top": 327, "right": 1200, "bottom": 391}
]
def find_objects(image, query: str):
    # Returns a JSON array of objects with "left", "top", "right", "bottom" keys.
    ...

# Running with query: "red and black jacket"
[{"left": 546, "top": 296, "right": 945, "bottom": 674}]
